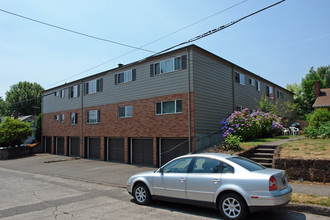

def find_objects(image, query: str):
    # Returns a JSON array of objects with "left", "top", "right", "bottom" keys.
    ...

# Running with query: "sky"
[{"left": 1, "top": 0, "right": 330, "bottom": 99}]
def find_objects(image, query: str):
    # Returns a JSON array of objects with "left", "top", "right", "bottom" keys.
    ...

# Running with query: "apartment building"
[{"left": 42, "top": 44, "right": 293, "bottom": 167}]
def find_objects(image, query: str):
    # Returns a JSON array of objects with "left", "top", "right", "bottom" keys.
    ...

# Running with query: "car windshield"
[{"left": 227, "top": 156, "right": 266, "bottom": 171}]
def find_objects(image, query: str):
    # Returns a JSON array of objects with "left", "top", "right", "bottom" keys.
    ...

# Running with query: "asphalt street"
[{"left": 0, "top": 154, "right": 328, "bottom": 219}]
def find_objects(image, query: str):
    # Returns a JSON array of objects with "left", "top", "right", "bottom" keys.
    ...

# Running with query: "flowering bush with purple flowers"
[{"left": 221, "top": 108, "right": 284, "bottom": 141}]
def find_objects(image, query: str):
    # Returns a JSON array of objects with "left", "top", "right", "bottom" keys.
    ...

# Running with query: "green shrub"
[
  {"left": 304, "top": 121, "right": 330, "bottom": 139},
  {"left": 304, "top": 126, "right": 319, "bottom": 139},
  {"left": 224, "top": 134, "right": 242, "bottom": 150},
  {"left": 0, "top": 117, "right": 32, "bottom": 146},
  {"left": 319, "top": 122, "right": 330, "bottom": 138},
  {"left": 309, "top": 108, "right": 330, "bottom": 128}
]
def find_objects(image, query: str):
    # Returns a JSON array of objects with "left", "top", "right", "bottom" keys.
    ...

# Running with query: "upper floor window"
[
  {"left": 150, "top": 55, "right": 187, "bottom": 77},
  {"left": 266, "top": 85, "right": 273, "bottom": 98},
  {"left": 71, "top": 113, "right": 78, "bottom": 125},
  {"left": 256, "top": 81, "right": 261, "bottom": 91},
  {"left": 86, "top": 110, "right": 100, "bottom": 124},
  {"left": 119, "top": 105, "right": 133, "bottom": 118},
  {"left": 115, "top": 69, "right": 136, "bottom": 85},
  {"left": 249, "top": 78, "right": 255, "bottom": 86},
  {"left": 54, "top": 91, "right": 60, "bottom": 97},
  {"left": 60, "top": 89, "right": 65, "bottom": 98},
  {"left": 277, "top": 91, "right": 284, "bottom": 99},
  {"left": 235, "top": 72, "right": 245, "bottom": 85},
  {"left": 84, "top": 78, "right": 103, "bottom": 95},
  {"left": 156, "top": 100, "right": 182, "bottom": 115},
  {"left": 69, "top": 85, "right": 80, "bottom": 98},
  {"left": 54, "top": 115, "right": 59, "bottom": 121}
]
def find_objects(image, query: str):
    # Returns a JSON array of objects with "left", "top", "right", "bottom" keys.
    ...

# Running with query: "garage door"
[
  {"left": 160, "top": 138, "right": 189, "bottom": 166},
  {"left": 88, "top": 138, "right": 101, "bottom": 160},
  {"left": 56, "top": 137, "right": 65, "bottom": 155},
  {"left": 44, "top": 136, "right": 52, "bottom": 153},
  {"left": 107, "top": 138, "right": 125, "bottom": 163},
  {"left": 70, "top": 137, "right": 80, "bottom": 157},
  {"left": 132, "top": 139, "right": 153, "bottom": 166}
]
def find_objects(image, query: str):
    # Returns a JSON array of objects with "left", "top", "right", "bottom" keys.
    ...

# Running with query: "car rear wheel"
[
  {"left": 219, "top": 192, "right": 247, "bottom": 220},
  {"left": 133, "top": 183, "right": 151, "bottom": 205}
]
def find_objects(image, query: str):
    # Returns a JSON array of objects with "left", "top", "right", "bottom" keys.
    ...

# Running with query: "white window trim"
[
  {"left": 257, "top": 81, "right": 261, "bottom": 91},
  {"left": 119, "top": 105, "right": 133, "bottom": 118},
  {"left": 60, "top": 114, "right": 65, "bottom": 123},
  {"left": 71, "top": 113, "right": 78, "bottom": 125},
  {"left": 86, "top": 110, "right": 100, "bottom": 124},
  {"left": 155, "top": 57, "right": 181, "bottom": 75},
  {"left": 155, "top": 100, "right": 182, "bottom": 115}
]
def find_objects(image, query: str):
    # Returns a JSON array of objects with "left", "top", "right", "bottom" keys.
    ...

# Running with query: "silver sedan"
[{"left": 127, "top": 153, "right": 292, "bottom": 220}]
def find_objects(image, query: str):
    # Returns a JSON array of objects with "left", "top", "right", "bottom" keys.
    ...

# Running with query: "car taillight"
[{"left": 269, "top": 176, "right": 277, "bottom": 191}]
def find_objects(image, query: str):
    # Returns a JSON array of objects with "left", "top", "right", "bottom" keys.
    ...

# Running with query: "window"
[
  {"left": 256, "top": 81, "right": 261, "bottom": 91},
  {"left": 115, "top": 69, "right": 136, "bottom": 85},
  {"left": 191, "top": 158, "right": 222, "bottom": 173},
  {"left": 60, "top": 114, "right": 65, "bottom": 123},
  {"left": 71, "top": 113, "right": 78, "bottom": 125},
  {"left": 119, "top": 105, "right": 133, "bottom": 118},
  {"left": 249, "top": 78, "right": 255, "bottom": 86},
  {"left": 155, "top": 100, "right": 182, "bottom": 115},
  {"left": 236, "top": 106, "right": 243, "bottom": 111},
  {"left": 86, "top": 110, "right": 100, "bottom": 124},
  {"left": 227, "top": 156, "right": 265, "bottom": 171},
  {"left": 277, "top": 91, "right": 284, "bottom": 99},
  {"left": 266, "top": 85, "right": 273, "bottom": 97},
  {"left": 235, "top": 72, "right": 245, "bottom": 85},
  {"left": 150, "top": 55, "right": 187, "bottom": 77},
  {"left": 69, "top": 85, "right": 80, "bottom": 98},
  {"left": 54, "top": 91, "right": 59, "bottom": 97},
  {"left": 162, "top": 157, "right": 193, "bottom": 173},
  {"left": 54, "top": 115, "right": 59, "bottom": 121},
  {"left": 84, "top": 78, "right": 103, "bottom": 95},
  {"left": 60, "top": 89, "right": 65, "bottom": 98}
]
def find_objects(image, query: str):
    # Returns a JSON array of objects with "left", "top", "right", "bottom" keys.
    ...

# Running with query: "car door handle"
[
  {"left": 180, "top": 178, "right": 186, "bottom": 183},
  {"left": 212, "top": 179, "right": 220, "bottom": 184}
]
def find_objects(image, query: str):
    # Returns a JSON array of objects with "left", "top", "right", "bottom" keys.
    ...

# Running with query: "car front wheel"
[
  {"left": 219, "top": 192, "right": 248, "bottom": 220},
  {"left": 133, "top": 183, "right": 151, "bottom": 205}
]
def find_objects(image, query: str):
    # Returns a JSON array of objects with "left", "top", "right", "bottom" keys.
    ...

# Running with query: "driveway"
[{"left": 0, "top": 153, "right": 328, "bottom": 219}]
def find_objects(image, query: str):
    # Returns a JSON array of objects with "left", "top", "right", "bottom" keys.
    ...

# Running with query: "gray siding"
[
  {"left": 42, "top": 52, "right": 189, "bottom": 114},
  {"left": 192, "top": 50, "right": 233, "bottom": 135}
]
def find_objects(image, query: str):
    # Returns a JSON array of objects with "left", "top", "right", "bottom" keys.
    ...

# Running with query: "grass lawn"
[
  {"left": 292, "top": 193, "right": 330, "bottom": 207},
  {"left": 281, "top": 138, "right": 330, "bottom": 160}
]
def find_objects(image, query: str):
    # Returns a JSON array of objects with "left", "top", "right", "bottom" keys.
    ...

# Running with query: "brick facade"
[{"left": 42, "top": 92, "right": 194, "bottom": 166}]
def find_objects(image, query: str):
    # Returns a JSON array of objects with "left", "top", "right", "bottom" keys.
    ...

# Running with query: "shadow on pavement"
[{"left": 130, "top": 199, "right": 307, "bottom": 220}]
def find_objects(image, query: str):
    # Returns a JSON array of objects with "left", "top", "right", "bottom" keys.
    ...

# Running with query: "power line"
[
  {"left": 0, "top": 8, "right": 156, "bottom": 54},
  {"left": 155, "top": 0, "right": 286, "bottom": 55},
  {"left": 45, "top": 0, "right": 248, "bottom": 88}
]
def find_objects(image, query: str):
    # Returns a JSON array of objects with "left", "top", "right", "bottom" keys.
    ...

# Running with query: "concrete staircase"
[{"left": 249, "top": 145, "right": 278, "bottom": 168}]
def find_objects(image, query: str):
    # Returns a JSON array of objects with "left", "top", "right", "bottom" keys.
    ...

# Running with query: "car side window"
[
  {"left": 191, "top": 158, "right": 222, "bottom": 173},
  {"left": 162, "top": 157, "right": 193, "bottom": 173},
  {"left": 221, "top": 162, "right": 234, "bottom": 174}
]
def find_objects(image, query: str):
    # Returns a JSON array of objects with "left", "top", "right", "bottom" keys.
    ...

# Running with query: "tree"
[
  {"left": 286, "top": 65, "right": 330, "bottom": 119},
  {"left": 5, "top": 81, "right": 44, "bottom": 116},
  {"left": 0, "top": 117, "right": 32, "bottom": 146},
  {"left": 0, "top": 96, "right": 6, "bottom": 117}
]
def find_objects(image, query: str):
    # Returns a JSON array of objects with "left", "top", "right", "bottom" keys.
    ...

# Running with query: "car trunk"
[{"left": 255, "top": 168, "right": 288, "bottom": 191}]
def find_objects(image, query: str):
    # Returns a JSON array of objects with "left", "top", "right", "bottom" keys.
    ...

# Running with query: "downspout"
[
  {"left": 231, "top": 65, "right": 235, "bottom": 112},
  {"left": 80, "top": 80, "right": 84, "bottom": 158},
  {"left": 187, "top": 48, "right": 191, "bottom": 153}
]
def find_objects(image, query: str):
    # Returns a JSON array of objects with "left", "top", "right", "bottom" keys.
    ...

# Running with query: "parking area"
[{"left": 0, "top": 153, "right": 327, "bottom": 219}]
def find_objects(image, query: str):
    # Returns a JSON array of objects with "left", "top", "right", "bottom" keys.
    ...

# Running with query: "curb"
[{"left": 285, "top": 202, "right": 330, "bottom": 217}]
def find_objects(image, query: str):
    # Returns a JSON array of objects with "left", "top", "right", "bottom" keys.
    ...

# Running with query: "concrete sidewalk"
[{"left": 0, "top": 153, "right": 328, "bottom": 197}]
